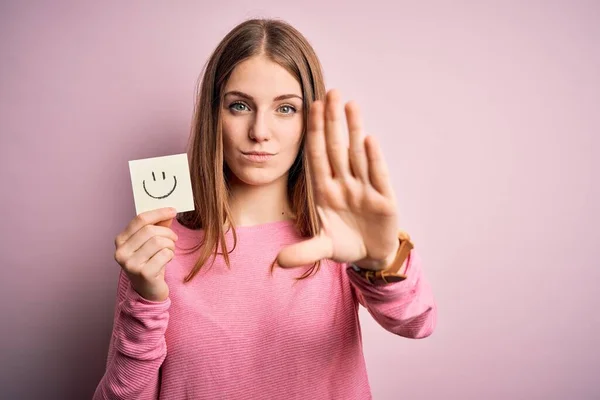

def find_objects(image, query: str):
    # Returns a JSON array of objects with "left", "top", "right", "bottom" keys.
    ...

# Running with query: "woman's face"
[{"left": 221, "top": 54, "right": 304, "bottom": 187}]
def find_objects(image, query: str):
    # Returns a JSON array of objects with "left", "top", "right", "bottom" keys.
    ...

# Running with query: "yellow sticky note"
[{"left": 128, "top": 153, "right": 195, "bottom": 215}]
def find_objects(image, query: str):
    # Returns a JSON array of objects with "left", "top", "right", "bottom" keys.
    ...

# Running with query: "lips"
[
  {"left": 241, "top": 151, "right": 275, "bottom": 163},
  {"left": 243, "top": 151, "right": 274, "bottom": 155}
]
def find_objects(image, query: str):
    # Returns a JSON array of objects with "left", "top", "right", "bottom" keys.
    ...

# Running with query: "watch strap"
[{"left": 350, "top": 231, "right": 414, "bottom": 285}]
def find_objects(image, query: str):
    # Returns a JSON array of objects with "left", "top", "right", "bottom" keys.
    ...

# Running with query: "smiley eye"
[{"left": 152, "top": 171, "right": 167, "bottom": 181}]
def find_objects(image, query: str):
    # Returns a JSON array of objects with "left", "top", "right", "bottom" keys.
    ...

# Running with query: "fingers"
[
  {"left": 365, "top": 135, "right": 393, "bottom": 197},
  {"left": 324, "top": 89, "right": 350, "bottom": 179},
  {"left": 114, "top": 207, "right": 179, "bottom": 275},
  {"left": 345, "top": 101, "right": 369, "bottom": 182},
  {"left": 141, "top": 248, "right": 175, "bottom": 280},
  {"left": 307, "top": 100, "right": 332, "bottom": 189},
  {"left": 113, "top": 208, "right": 177, "bottom": 303},
  {"left": 310, "top": 89, "right": 393, "bottom": 197},
  {"left": 121, "top": 236, "right": 176, "bottom": 277},
  {"left": 311, "top": 90, "right": 368, "bottom": 183},
  {"left": 115, "top": 207, "right": 177, "bottom": 247},
  {"left": 116, "top": 224, "right": 178, "bottom": 264}
]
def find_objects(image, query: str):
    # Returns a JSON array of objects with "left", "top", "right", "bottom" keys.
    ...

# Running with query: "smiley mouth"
[{"left": 143, "top": 171, "right": 177, "bottom": 199}]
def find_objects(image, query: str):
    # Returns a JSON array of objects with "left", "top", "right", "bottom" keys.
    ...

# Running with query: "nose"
[{"left": 248, "top": 112, "right": 271, "bottom": 142}]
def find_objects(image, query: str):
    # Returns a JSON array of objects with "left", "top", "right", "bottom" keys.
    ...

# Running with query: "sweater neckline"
[
  {"left": 172, "top": 217, "right": 297, "bottom": 238},
  {"left": 233, "top": 219, "right": 296, "bottom": 231}
]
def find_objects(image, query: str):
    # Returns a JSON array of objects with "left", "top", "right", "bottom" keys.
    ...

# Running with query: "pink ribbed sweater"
[{"left": 93, "top": 218, "right": 436, "bottom": 399}]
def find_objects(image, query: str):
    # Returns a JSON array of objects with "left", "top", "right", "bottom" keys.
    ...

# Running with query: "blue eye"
[
  {"left": 279, "top": 105, "right": 296, "bottom": 114},
  {"left": 230, "top": 102, "right": 249, "bottom": 112}
]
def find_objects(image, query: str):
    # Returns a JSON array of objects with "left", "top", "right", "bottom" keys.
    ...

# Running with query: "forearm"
[
  {"left": 347, "top": 250, "right": 437, "bottom": 338},
  {"left": 93, "top": 272, "right": 170, "bottom": 400}
]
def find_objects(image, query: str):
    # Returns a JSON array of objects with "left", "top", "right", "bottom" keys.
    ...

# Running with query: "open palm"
[{"left": 277, "top": 89, "right": 400, "bottom": 271}]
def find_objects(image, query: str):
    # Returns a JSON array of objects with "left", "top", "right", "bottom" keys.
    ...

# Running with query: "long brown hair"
[{"left": 177, "top": 18, "right": 327, "bottom": 282}]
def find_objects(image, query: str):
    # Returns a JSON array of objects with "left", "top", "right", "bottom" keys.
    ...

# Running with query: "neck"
[{"left": 227, "top": 174, "right": 294, "bottom": 227}]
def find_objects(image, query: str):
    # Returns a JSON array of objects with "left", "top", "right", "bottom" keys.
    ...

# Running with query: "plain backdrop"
[{"left": 1, "top": 1, "right": 598, "bottom": 399}]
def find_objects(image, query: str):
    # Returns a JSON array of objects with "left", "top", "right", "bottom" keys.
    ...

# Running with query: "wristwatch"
[{"left": 349, "top": 231, "right": 414, "bottom": 285}]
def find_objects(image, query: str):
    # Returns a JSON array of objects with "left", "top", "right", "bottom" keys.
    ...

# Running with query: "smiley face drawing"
[
  {"left": 129, "top": 153, "right": 195, "bottom": 215},
  {"left": 143, "top": 171, "right": 178, "bottom": 199}
]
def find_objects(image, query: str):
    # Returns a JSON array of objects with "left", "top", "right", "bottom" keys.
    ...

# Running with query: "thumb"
[
  {"left": 156, "top": 217, "right": 174, "bottom": 228},
  {"left": 276, "top": 233, "right": 332, "bottom": 268}
]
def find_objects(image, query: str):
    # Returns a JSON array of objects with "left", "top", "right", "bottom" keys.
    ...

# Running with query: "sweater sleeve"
[
  {"left": 93, "top": 270, "right": 171, "bottom": 400},
  {"left": 346, "top": 250, "right": 437, "bottom": 339}
]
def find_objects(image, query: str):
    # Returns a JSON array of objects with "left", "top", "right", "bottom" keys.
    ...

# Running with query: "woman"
[{"left": 94, "top": 18, "right": 436, "bottom": 399}]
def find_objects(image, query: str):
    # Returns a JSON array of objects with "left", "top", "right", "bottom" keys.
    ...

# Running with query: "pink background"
[{"left": 1, "top": 1, "right": 598, "bottom": 399}]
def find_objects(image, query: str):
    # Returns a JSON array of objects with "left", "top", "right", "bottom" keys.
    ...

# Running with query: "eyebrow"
[{"left": 224, "top": 90, "right": 303, "bottom": 102}]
